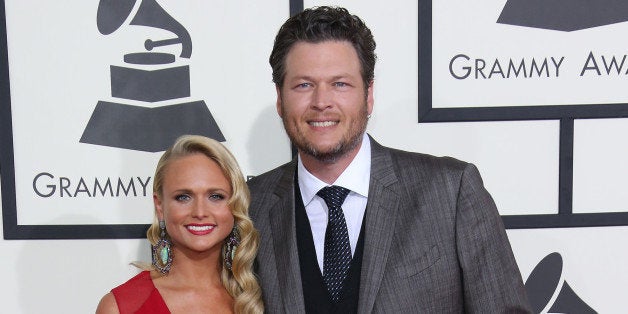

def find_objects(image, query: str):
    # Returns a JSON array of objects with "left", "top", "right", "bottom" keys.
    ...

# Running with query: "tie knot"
[{"left": 317, "top": 185, "right": 350, "bottom": 209}]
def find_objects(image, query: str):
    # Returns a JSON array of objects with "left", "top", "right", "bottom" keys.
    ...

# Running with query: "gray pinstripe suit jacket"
[{"left": 247, "top": 137, "right": 532, "bottom": 313}]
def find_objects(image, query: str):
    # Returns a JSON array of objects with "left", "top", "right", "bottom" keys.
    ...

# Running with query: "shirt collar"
[{"left": 298, "top": 133, "right": 371, "bottom": 206}]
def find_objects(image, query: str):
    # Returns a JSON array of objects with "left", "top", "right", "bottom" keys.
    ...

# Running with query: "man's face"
[{"left": 277, "top": 40, "right": 373, "bottom": 163}]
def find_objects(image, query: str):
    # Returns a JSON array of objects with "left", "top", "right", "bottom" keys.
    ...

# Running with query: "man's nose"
[{"left": 311, "top": 85, "right": 333, "bottom": 110}]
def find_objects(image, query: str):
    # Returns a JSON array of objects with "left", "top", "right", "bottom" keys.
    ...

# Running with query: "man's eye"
[
  {"left": 175, "top": 194, "right": 190, "bottom": 202},
  {"left": 296, "top": 82, "right": 312, "bottom": 88},
  {"left": 333, "top": 82, "right": 348, "bottom": 87}
]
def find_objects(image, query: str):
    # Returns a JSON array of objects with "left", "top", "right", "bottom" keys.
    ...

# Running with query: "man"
[{"left": 248, "top": 6, "right": 531, "bottom": 313}]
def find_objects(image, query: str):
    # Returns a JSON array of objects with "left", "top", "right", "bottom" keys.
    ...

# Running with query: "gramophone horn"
[
  {"left": 129, "top": 0, "right": 192, "bottom": 58},
  {"left": 96, "top": 0, "right": 192, "bottom": 58},
  {"left": 96, "top": 0, "right": 136, "bottom": 35},
  {"left": 549, "top": 281, "right": 596, "bottom": 314},
  {"left": 525, "top": 252, "right": 597, "bottom": 313}
]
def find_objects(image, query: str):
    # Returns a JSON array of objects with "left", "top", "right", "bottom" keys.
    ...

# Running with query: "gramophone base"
[{"left": 80, "top": 100, "right": 225, "bottom": 152}]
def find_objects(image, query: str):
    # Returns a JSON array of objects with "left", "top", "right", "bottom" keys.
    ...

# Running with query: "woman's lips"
[{"left": 185, "top": 224, "right": 215, "bottom": 235}]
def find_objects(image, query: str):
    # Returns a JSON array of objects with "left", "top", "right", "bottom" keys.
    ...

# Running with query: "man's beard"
[{"left": 282, "top": 104, "right": 369, "bottom": 164}]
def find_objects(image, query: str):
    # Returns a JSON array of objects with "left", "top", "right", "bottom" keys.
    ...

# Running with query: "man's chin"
[
  {"left": 292, "top": 130, "right": 364, "bottom": 163},
  {"left": 307, "top": 151, "right": 343, "bottom": 164},
  {"left": 300, "top": 143, "right": 350, "bottom": 163}
]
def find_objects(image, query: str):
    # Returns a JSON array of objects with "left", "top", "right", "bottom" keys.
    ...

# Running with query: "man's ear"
[
  {"left": 276, "top": 85, "right": 283, "bottom": 117},
  {"left": 366, "top": 80, "right": 374, "bottom": 115}
]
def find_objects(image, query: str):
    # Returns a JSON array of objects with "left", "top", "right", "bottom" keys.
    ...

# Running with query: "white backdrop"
[
  {"left": 5, "top": 0, "right": 290, "bottom": 227},
  {"left": 2, "top": 0, "right": 628, "bottom": 313}
]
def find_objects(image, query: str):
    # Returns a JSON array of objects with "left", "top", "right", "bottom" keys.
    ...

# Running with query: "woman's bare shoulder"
[{"left": 95, "top": 292, "right": 119, "bottom": 314}]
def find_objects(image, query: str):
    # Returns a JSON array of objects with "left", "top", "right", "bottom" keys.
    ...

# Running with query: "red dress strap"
[{"left": 111, "top": 271, "right": 170, "bottom": 314}]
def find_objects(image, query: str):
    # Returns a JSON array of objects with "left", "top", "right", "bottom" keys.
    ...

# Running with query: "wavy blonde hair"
[{"left": 147, "top": 135, "right": 263, "bottom": 314}]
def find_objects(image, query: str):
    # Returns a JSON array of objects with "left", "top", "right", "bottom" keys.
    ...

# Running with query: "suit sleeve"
[{"left": 455, "top": 163, "right": 532, "bottom": 313}]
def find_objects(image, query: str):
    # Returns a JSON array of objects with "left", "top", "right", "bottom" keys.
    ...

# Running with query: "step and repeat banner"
[
  {"left": 1, "top": 0, "right": 290, "bottom": 239},
  {"left": 2, "top": 0, "right": 627, "bottom": 312},
  {"left": 308, "top": 0, "right": 627, "bottom": 312}
]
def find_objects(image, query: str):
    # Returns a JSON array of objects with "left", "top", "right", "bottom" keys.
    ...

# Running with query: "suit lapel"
[
  {"left": 358, "top": 138, "right": 401, "bottom": 313},
  {"left": 268, "top": 160, "right": 307, "bottom": 314}
]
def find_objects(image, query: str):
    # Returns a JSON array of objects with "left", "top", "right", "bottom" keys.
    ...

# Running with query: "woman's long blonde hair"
[{"left": 147, "top": 135, "right": 263, "bottom": 314}]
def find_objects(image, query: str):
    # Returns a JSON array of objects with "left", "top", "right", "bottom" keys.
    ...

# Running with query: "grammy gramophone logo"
[
  {"left": 80, "top": 0, "right": 224, "bottom": 152},
  {"left": 498, "top": 0, "right": 628, "bottom": 31},
  {"left": 525, "top": 252, "right": 596, "bottom": 313}
]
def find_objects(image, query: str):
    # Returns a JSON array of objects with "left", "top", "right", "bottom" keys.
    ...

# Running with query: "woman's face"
[{"left": 154, "top": 153, "right": 234, "bottom": 257}]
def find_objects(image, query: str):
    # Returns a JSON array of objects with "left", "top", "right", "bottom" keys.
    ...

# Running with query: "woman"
[{"left": 96, "top": 135, "right": 263, "bottom": 313}]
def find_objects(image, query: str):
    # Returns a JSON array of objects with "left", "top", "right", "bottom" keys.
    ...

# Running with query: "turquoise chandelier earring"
[
  {"left": 223, "top": 226, "right": 240, "bottom": 272},
  {"left": 152, "top": 220, "right": 173, "bottom": 274}
]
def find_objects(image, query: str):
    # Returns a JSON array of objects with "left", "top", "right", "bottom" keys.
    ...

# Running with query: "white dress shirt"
[{"left": 297, "top": 133, "right": 371, "bottom": 272}]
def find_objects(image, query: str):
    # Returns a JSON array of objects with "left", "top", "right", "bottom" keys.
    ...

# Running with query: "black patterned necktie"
[{"left": 317, "top": 185, "right": 352, "bottom": 302}]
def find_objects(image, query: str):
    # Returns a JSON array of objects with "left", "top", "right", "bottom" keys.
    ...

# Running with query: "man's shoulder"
[
  {"left": 247, "top": 160, "right": 295, "bottom": 193},
  {"left": 377, "top": 143, "right": 469, "bottom": 174}
]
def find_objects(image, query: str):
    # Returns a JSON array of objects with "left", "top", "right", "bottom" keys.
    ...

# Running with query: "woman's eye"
[{"left": 210, "top": 193, "right": 225, "bottom": 200}]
